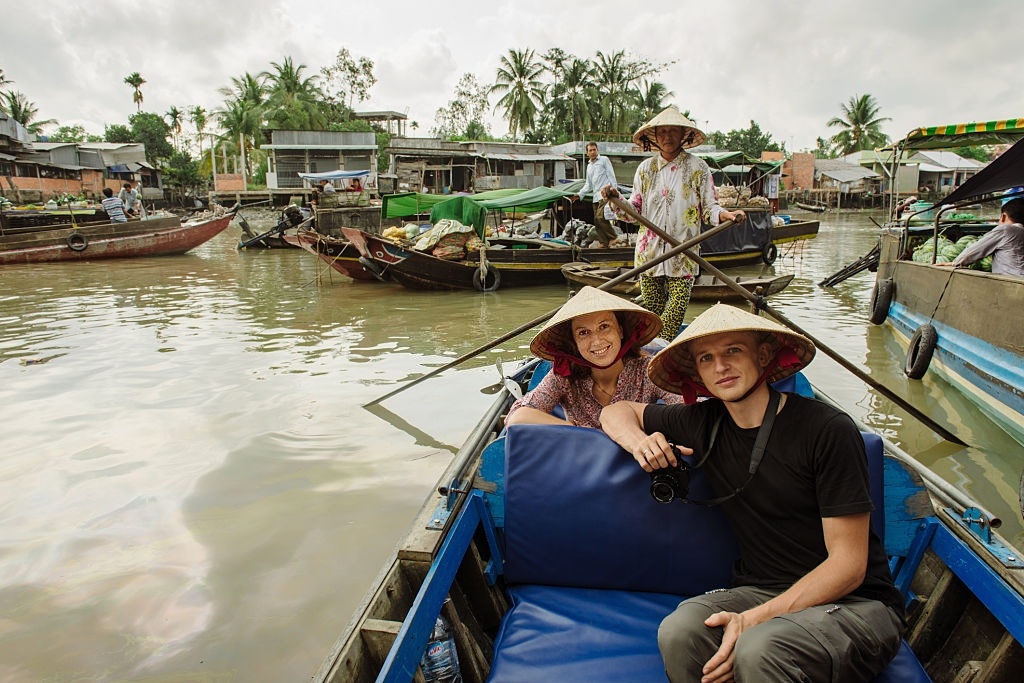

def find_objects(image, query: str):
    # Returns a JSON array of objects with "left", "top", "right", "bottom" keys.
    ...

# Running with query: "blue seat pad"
[{"left": 488, "top": 584, "right": 679, "bottom": 682}]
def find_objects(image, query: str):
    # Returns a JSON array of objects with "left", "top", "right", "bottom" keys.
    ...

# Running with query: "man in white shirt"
[{"left": 572, "top": 142, "right": 618, "bottom": 247}]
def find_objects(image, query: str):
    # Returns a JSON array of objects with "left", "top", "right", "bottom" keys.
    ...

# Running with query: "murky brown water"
[{"left": 1, "top": 211, "right": 1021, "bottom": 681}]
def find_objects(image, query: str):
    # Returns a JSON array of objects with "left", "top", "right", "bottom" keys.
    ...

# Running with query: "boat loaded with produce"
[{"left": 866, "top": 118, "right": 1024, "bottom": 448}]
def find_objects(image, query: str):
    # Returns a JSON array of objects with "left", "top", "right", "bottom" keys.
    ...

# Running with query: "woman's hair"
[{"left": 563, "top": 311, "right": 640, "bottom": 379}]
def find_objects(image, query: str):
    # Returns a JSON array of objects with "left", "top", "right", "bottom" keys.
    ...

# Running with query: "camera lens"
[{"left": 650, "top": 477, "right": 676, "bottom": 504}]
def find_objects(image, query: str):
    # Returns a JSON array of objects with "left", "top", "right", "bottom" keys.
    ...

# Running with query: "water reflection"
[{"left": 0, "top": 215, "right": 1021, "bottom": 681}]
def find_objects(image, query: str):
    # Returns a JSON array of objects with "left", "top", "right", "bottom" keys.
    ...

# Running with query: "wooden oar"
[
  {"left": 606, "top": 195, "right": 967, "bottom": 446},
  {"left": 363, "top": 217, "right": 738, "bottom": 407}
]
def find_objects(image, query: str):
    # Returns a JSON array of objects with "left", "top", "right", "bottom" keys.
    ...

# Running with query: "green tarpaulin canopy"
[{"left": 381, "top": 189, "right": 525, "bottom": 220}]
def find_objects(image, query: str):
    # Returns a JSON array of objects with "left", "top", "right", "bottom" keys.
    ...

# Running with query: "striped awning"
[{"left": 901, "top": 118, "right": 1024, "bottom": 150}]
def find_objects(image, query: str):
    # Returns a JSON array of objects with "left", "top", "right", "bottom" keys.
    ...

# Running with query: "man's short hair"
[
  {"left": 123, "top": 182, "right": 132, "bottom": 189},
  {"left": 1002, "top": 197, "right": 1024, "bottom": 224},
  {"left": 585, "top": 142, "right": 597, "bottom": 150},
  {"left": 103, "top": 187, "right": 114, "bottom": 197}
]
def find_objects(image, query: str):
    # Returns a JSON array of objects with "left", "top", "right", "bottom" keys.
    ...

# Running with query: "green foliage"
[
  {"left": 129, "top": 112, "right": 174, "bottom": 163},
  {"left": 162, "top": 151, "right": 204, "bottom": 203},
  {"left": 48, "top": 124, "right": 101, "bottom": 143},
  {"left": 105, "top": 124, "right": 133, "bottom": 143},
  {"left": 2, "top": 90, "right": 56, "bottom": 134},
  {"left": 433, "top": 73, "right": 491, "bottom": 140},
  {"left": 490, "top": 49, "right": 545, "bottom": 141},
  {"left": 706, "top": 120, "right": 781, "bottom": 158},
  {"left": 124, "top": 72, "right": 145, "bottom": 112},
  {"left": 953, "top": 146, "right": 992, "bottom": 163},
  {"left": 262, "top": 56, "right": 326, "bottom": 130},
  {"left": 320, "top": 48, "right": 377, "bottom": 112}
]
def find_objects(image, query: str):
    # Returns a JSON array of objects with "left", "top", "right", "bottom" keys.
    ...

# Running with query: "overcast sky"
[{"left": 2, "top": 0, "right": 1019, "bottom": 152}]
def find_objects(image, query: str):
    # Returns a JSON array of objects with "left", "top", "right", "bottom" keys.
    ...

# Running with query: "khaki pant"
[
  {"left": 592, "top": 200, "right": 618, "bottom": 246},
  {"left": 658, "top": 586, "right": 904, "bottom": 683}
]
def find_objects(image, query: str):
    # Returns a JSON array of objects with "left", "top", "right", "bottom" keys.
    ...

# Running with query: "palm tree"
[
  {"left": 2, "top": 91, "right": 57, "bottom": 135},
  {"left": 124, "top": 72, "right": 146, "bottom": 112},
  {"left": 547, "top": 58, "right": 595, "bottom": 141},
  {"left": 827, "top": 94, "right": 891, "bottom": 155},
  {"left": 262, "top": 56, "right": 326, "bottom": 130},
  {"left": 636, "top": 80, "right": 673, "bottom": 124},
  {"left": 216, "top": 72, "right": 268, "bottom": 177},
  {"left": 490, "top": 48, "right": 545, "bottom": 140},
  {"left": 190, "top": 105, "right": 208, "bottom": 161},
  {"left": 165, "top": 106, "right": 183, "bottom": 150},
  {"left": 0, "top": 68, "right": 11, "bottom": 91}
]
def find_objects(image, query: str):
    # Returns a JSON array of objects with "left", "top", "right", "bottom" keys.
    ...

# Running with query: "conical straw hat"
[
  {"left": 647, "top": 303, "right": 815, "bottom": 396},
  {"left": 531, "top": 286, "right": 662, "bottom": 362},
  {"left": 633, "top": 105, "right": 707, "bottom": 151}
]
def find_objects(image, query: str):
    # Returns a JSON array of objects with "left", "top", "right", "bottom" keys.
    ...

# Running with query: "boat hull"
[
  {"left": 876, "top": 229, "right": 1024, "bottom": 446},
  {"left": 285, "top": 230, "right": 377, "bottom": 280},
  {"left": 0, "top": 214, "right": 235, "bottom": 264}
]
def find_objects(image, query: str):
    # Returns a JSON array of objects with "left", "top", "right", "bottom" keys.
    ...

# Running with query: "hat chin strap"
[{"left": 550, "top": 322, "right": 648, "bottom": 377}]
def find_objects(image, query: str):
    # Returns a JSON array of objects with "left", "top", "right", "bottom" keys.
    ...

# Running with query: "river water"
[{"left": 1, "top": 211, "right": 1021, "bottom": 681}]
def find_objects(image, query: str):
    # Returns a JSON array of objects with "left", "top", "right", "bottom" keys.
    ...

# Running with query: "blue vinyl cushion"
[{"left": 491, "top": 424, "right": 929, "bottom": 683}]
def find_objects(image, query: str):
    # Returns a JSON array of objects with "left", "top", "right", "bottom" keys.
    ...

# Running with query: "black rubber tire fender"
[
  {"left": 358, "top": 256, "right": 388, "bottom": 282},
  {"left": 904, "top": 323, "right": 937, "bottom": 380},
  {"left": 472, "top": 265, "right": 501, "bottom": 292},
  {"left": 761, "top": 242, "right": 778, "bottom": 265},
  {"left": 66, "top": 232, "right": 88, "bottom": 252},
  {"left": 869, "top": 278, "right": 894, "bottom": 325}
]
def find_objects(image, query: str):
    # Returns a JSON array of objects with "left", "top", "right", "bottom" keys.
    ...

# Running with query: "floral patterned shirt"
[
  {"left": 617, "top": 151, "right": 724, "bottom": 278},
  {"left": 505, "top": 355, "right": 684, "bottom": 430}
]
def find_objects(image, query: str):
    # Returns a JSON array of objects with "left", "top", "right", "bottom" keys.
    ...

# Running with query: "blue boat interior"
[{"left": 374, "top": 362, "right": 1024, "bottom": 682}]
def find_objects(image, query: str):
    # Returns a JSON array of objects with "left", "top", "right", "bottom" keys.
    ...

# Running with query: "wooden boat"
[
  {"left": 342, "top": 227, "right": 633, "bottom": 292},
  {"left": 870, "top": 120, "right": 1024, "bottom": 448},
  {"left": 314, "top": 357, "right": 1024, "bottom": 682},
  {"left": 284, "top": 228, "right": 379, "bottom": 281},
  {"left": 794, "top": 200, "right": 828, "bottom": 212},
  {"left": 0, "top": 209, "right": 237, "bottom": 265},
  {"left": 560, "top": 262, "right": 795, "bottom": 300},
  {"left": 0, "top": 206, "right": 104, "bottom": 232},
  {"left": 698, "top": 209, "right": 819, "bottom": 266}
]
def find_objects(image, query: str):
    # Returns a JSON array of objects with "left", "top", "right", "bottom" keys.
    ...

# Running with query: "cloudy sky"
[{"left": 2, "top": 0, "right": 1018, "bottom": 152}]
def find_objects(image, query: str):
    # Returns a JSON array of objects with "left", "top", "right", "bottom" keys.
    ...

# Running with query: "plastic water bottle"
[{"left": 419, "top": 605, "right": 462, "bottom": 683}]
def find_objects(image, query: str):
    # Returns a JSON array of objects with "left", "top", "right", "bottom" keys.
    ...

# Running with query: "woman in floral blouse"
[
  {"left": 606, "top": 106, "right": 745, "bottom": 339},
  {"left": 506, "top": 286, "right": 684, "bottom": 430}
]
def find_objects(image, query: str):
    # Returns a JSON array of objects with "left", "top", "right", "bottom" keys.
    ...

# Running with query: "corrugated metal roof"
[
  {"left": 471, "top": 152, "right": 571, "bottom": 161},
  {"left": 819, "top": 168, "right": 880, "bottom": 182}
]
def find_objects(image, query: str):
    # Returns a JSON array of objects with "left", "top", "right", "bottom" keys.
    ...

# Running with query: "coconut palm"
[
  {"left": 547, "top": 58, "right": 595, "bottom": 141},
  {"left": 827, "top": 94, "right": 891, "bottom": 155},
  {"left": 190, "top": 105, "right": 208, "bottom": 160},
  {"left": 490, "top": 48, "right": 545, "bottom": 140},
  {"left": 2, "top": 91, "right": 57, "bottom": 135},
  {"left": 124, "top": 72, "right": 146, "bottom": 112},
  {"left": 635, "top": 80, "right": 674, "bottom": 124},
  {"left": 262, "top": 56, "right": 326, "bottom": 130}
]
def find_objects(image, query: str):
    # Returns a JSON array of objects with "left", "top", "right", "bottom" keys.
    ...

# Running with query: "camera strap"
[{"left": 683, "top": 389, "right": 780, "bottom": 507}]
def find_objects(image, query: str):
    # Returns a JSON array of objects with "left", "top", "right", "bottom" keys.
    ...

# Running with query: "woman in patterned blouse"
[
  {"left": 506, "top": 286, "right": 684, "bottom": 430},
  {"left": 605, "top": 106, "right": 745, "bottom": 338}
]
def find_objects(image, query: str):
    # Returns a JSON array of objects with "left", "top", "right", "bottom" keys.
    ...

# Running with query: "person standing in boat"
[
  {"left": 600, "top": 304, "right": 905, "bottom": 683},
  {"left": 100, "top": 187, "right": 129, "bottom": 223},
  {"left": 604, "top": 106, "right": 745, "bottom": 338},
  {"left": 571, "top": 142, "right": 619, "bottom": 248},
  {"left": 938, "top": 197, "right": 1024, "bottom": 277},
  {"left": 505, "top": 286, "right": 683, "bottom": 430}
]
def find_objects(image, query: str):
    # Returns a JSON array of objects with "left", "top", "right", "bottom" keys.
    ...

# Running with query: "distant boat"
[
  {"left": 0, "top": 208, "right": 237, "bottom": 265},
  {"left": 794, "top": 200, "right": 828, "bottom": 212},
  {"left": 560, "top": 262, "right": 795, "bottom": 301}
]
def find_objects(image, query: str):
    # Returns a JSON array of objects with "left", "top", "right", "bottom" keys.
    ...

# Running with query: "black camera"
[{"left": 649, "top": 461, "right": 691, "bottom": 504}]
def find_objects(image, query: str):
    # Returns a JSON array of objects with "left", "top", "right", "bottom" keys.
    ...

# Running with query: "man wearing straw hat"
[
  {"left": 604, "top": 106, "right": 745, "bottom": 339},
  {"left": 601, "top": 304, "right": 904, "bottom": 682},
  {"left": 505, "top": 286, "right": 683, "bottom": 430}
]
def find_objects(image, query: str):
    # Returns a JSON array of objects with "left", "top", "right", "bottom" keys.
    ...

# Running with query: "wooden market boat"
[
  {"left": 0, "top": 208, "right": 237, "bottom": 265},
  {"left": 314, "top": 355, "right": 1024, "bottom": 683},
  {"left": 284, "top": 228, "right": 379, "bottom": 281},
  {"left": 794, "top": 200, "right": 828, "bottom": 213},
  {"left": 342, "top": 227, "right": 634, "bottom": 292},
  {"left": 698, "top": 209, "right": 818, "bottom": 267},
  {"left": 869, "top": 119, "right": 1024, "bottom": 448},
  {"left": 560, "top": 261, "right": 795, "bottom": 300}
]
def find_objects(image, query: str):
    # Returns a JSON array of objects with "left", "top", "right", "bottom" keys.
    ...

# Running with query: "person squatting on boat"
[
  {"left": 505, "top": 286, "right": 683, "bottom": 430},
  {"left": 937, "top": 197, "right": 1024, "bottom": 277},
  {"left": 100, "top": 187, "right": 129, "bottom": 223},
  {"left": 600, "top": 304, "right": 905, "bottom": 683},
  {"left": 604, "top": 106, "right": 745, "bottom": 339},
  {"left": 571, "top": 142, "right": 619, "bottom": 248}
]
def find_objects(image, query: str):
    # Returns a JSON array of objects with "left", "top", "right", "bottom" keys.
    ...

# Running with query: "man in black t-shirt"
[{"left": 600, "top": 304, "right": 905, "bottom": 683}]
